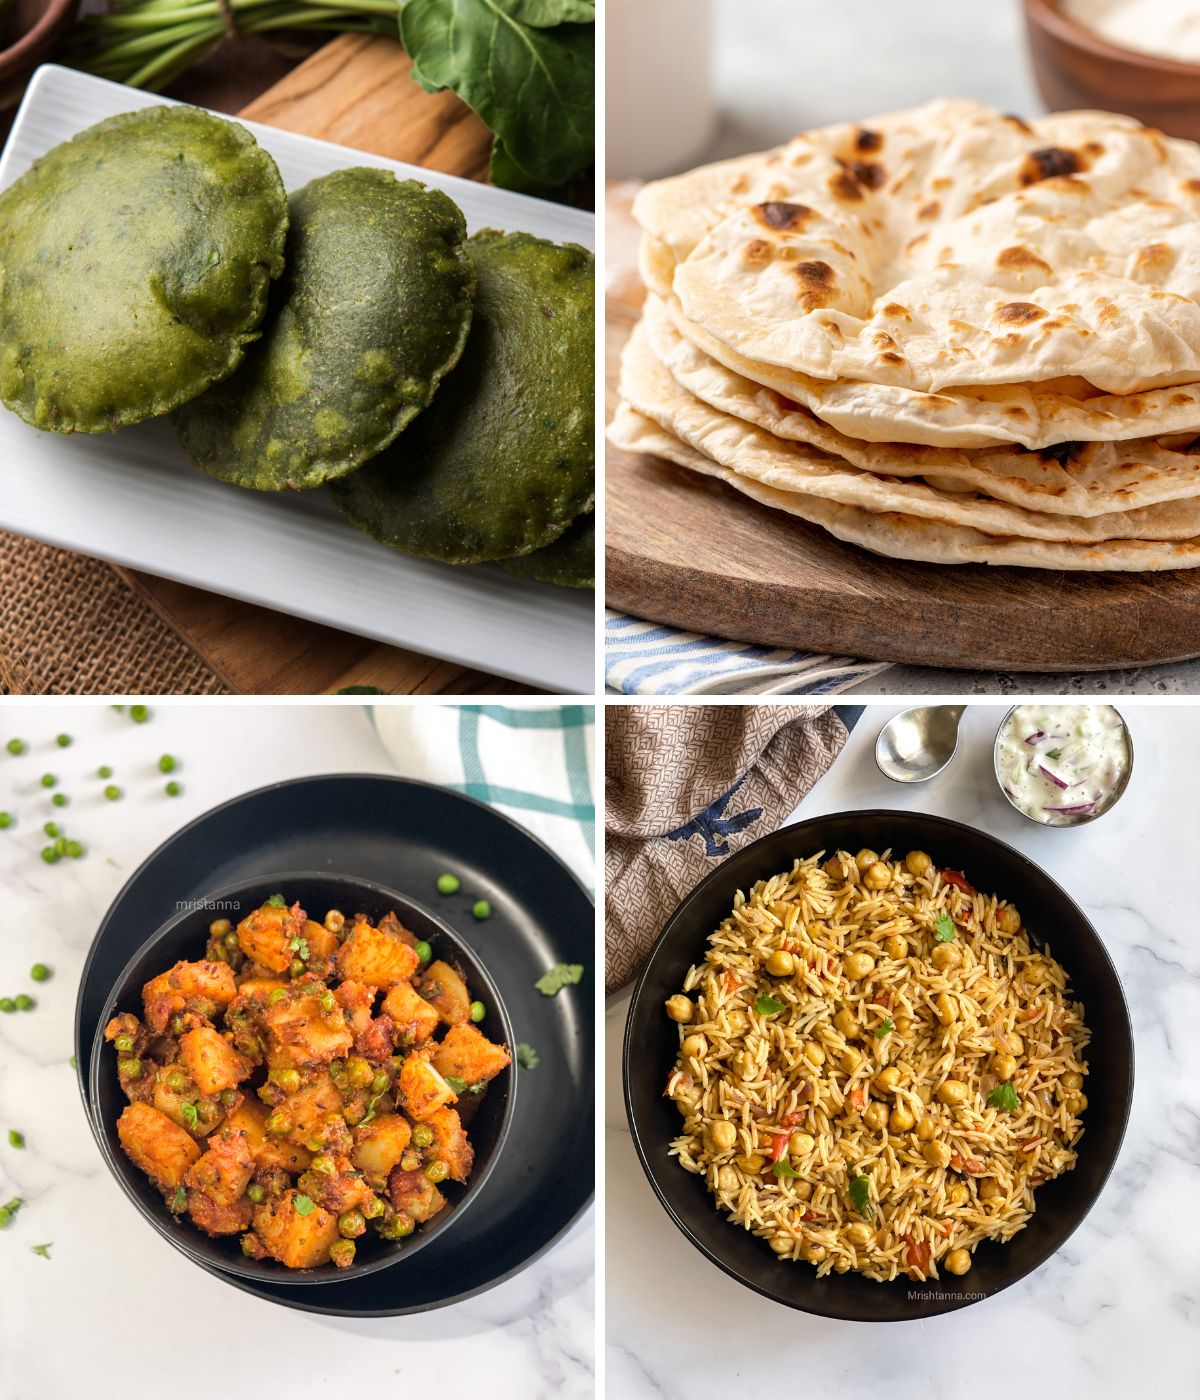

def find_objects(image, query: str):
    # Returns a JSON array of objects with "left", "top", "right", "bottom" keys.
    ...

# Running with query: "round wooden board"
[{"left": 604, "top": 186, "right": 1200, "bottom": 674}]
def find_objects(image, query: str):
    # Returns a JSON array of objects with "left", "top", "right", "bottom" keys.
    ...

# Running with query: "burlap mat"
[
  {"left": 604, "top": 704, "right": 848, "bottom": 993},
  {"left": 0, "top": 532, "right": 228, "bottom": 695}
]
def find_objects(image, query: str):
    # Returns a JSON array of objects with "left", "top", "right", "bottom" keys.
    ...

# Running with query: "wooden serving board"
[
  {"left": 116, "top": 34, "right": 528, "bottom": 696},
  {"left": 606, "top": 184, "right": 1200, "bottom": 673}
]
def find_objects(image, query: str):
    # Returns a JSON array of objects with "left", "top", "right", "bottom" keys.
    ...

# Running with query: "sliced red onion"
[
  {"left": 1037, "top": 764, "right": 1070, "bottom": 790},
  {"left": 1024, "top": 731, "right": 1046, "bottom": 746},
  {"left": 1044, "top": 801, "right": 1097, "bottom": 815}
]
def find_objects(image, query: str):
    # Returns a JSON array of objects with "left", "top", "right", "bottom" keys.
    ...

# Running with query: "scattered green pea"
[
  {"left": 424, "top": 1159, "right": 449, "bottom": 1184},
  {"left": 68, "top": 1056, "right": 76, "bottom": 1070},
  {"left": 53, "top": 836, "right": 68, "bottom": 857},
  {"left": 113, "top": 1033, "right": 134, "bottom": 1052},
  {"left": 8, "top": 1130, "right": 24, "bottom": 1149},
  {"left": 0, "top": 999, "right": 14, "bottom": 1014},
  {"left": 43, "top": 822, "right": 60, "bottom": 838},
  {"left": 55, "top": 734, "right": 72, "bottom": 748},
  {"left": 472, "top": 899, "right": 492, "bottom": 920},
  {"left": 469, "top": 1000, "right": 486, "bottom": 1023},
  {"left": 158, "top": 754, "right": 177, "bottom": 773},
  {"left": 103, "top": 786, "right": 122, "bottom": 801},
  {"left": 415, "top": 941, "right": 431, "bottom": 963},
  {"left": 14, "top": 995, "right": 34, "bottom": 1012},
  {"left": 165, "top": 781, "right": 182, "bottom": 797},
  {"left": 39, "top": 774, "right": 56, "bottom": 789},
  {"left": 30, "top": 964, "right": 50, "bottom": 983},
  {"left": 50, "top": 794, "right": 67, "bottom": 808},
  {"left": 436, "top": 873, "right": 460, "bottom": 895},
  {"left": 0, "top": 813, "right": 11, "bottom": 830},
  {"left": 40, "top": 847, "right": 59, "bottom": 864},
  {"left": 118, "top": 1057, "right": 142, "bottom": 1080},
  {"left": 130, "top": 705, "right": 150, "bottom": 723},
  {"left": 97, "top": 766, "right": 113, "bottom": 780},
  {"left": 65, "top": 840, "right": 83, "bottom": 859},
  {"left": 6, "top": 739, "right": 26, "bottom": 756}
]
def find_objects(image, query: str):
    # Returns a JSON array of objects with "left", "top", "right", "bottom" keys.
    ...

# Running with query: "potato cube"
[
  {"left": 264, "top": 992, "right": 353, "bottom": 1064},
  {"left": 277, "top": 1072, "right": 343, "bottom": 1147},
  {"left": 302, "top": 919, "right": 340, "bottom": 963},
  {"left": 187, "top": 1191, "right": 253, "bottom": 1237},
  {"left": 117, "top": 1102, "right": 201, "bottom": 1190},
  {"left": 178, "top": 1026, "right": 253, "bottom": 1095},
  {"left": 252, "top": 1189, "right": 340, "bottom": 1268},
  {"left": 388, "top": 1166, "right": 447, "bottom": 1224},
  {"left": 419, "top": 960, "right": 472, "bottom": 1026},
  {"left": 185, "top": 1130, "right": 254, "bottom": 1207},
  {"left": 351, "top": 1114, "right": 413, "bottom": 1186},
  {"left": 142, "top": 959, "right": 237, "bottom": 1034},
  {"left": 381, "top": 981, "right": 440, "bottom": 1044},
  {"left": 334, "top": 919, "right": 419, "bottom": 989},
  {"left": 223, "top": 1096, "right": 312, "bottom": 1173},
  {"left": 397, "top": 1053, "right": 457, "bottom": 1121},
  {"left": 431, "top": 1024, "right": 512, "bottom": 1086},
  {"left": 236, "top": 901, "right": 308, "bottom": 975},
  {"left": 426, "top": 1107, "right": 474, "bottom": 1183}
]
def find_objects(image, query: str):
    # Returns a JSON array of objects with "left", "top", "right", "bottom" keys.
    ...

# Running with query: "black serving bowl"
[
  {"left": 624, "top": 810, "right": 1133, "bottom": 1320},
  {"left": 90, "top": 871, "right": 516, "bottom": 1287}
]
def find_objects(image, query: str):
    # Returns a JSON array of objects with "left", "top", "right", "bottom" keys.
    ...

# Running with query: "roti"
[
  {"left": 499, "top": 512, "right": 595, "bottom": 587},
  {"left": 0, "top": 105, "right": 287, "bottom": 433}
]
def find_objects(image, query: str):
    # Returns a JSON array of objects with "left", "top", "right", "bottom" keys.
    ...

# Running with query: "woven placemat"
[{"left": 0, "top": 532, "right": 228, "bottom": 695}]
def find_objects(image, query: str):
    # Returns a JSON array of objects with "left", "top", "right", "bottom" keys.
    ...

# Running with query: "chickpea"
[
  {"left": 915, "top": 1117, "right": 935, "bottom": 1142},
  {"left": 833, "top": 1009, "right": 859, "bottom": 1039},
  {"left": 922, "top": 1140, "right": 952, "bottom": 1168},
  {"left": 863, "top": 1102, "right": 889, "bottom": 1132},
  {"left": 1065, "top": 1093, "right": 1088, "bottom": 1115},
  {"left": 845, "top": 1221, "right": 873, "bottom": 1247},
  {"left": 862, "top": 862, "right": 891, "bottom": 892},
  {"left": 991, "top": 1052, "right": 1017, "bottom": 1082},
  {"left": 793, "top": 1180, "right": 814, "bottom": 1202},
  {"left": 732, "top": 1050, "right": 757, "bottom": 1081},
  {"left": 905, "top": 850, "right": 933, "bottom": 878},
  {"left": 803, "top": 1041, "right": 826, "bottom": 1068},
  {"left": 946, "top": 1181, "right": 969, "bottom": 1205},
  {"left": 874, "top": 1066, "right": 901, "bottom": 1095},
  {"left": 844, "top": 952, "right": 876, "bottom": 979},
  {"left": 883, "top": 934, "right": 908, "bottom": 960},
  {"left": 765, "top": 949, "right": 795, "bottom": 977},
  {"left": 839, "top": 1046, "right": 863, "bottom": 1073},
  {"left": 707, "top": 1119, "right": 737, "bottom": 1152},
  {"left": 665, "top": 995, "right": 694, "bottom": 1023},
  {"left": 823, "top": 854, "right": 845, "bottom": 879},
  {"left": 889, "top": 1104, "right": 916, "bottom": 1133},
  {"left": 935, "top": 992, "right": 957, "bottom": 1026},
  {"left": 978, "top": 1179, "right": 1002, "bottom": 1201},
  {"left": 716, "top": 1165, "right": 739, "bottom": 1193},
  {"left": 854, "top": 848, "right": 880, "bottom": 873},
  {"left": 937, "top": 1079, "right": 968, "bottom": 1107},
  {"left": 944, "top": 1248, "right": 972, "bottom": 1276},
  {"left": 1005, "top": 1033, "right": 1025, "bottom": 1056},
  {"left": 725, "top": 1010, "right": 748, "bottom": 1035},
  {"left": 894, "top": 1016, "right": 913, "bottom": 1035},
  {"left": 996, "top": 906, "right": 1021, "bottom": 935},
  {"left": 801, "top": 1241, "right": 827, "bottom": 1263},
  {"left": 930, "top": 944, "right": 959, "bottom": 972},
  {"left": 789, "top": 1131, "right": 816, "bottom": 1158},
  {"left": 681, "top": 1033, "right": 707, "bottom": 1059},
  {"left": 769, "top": 1233, "right": 794, "bottom": 1256},
  {"left": 1061, "top": 1071, "right": 1083, "bottom": 1093},
  {"left": 735, "top": 1153, "right": 766, "bottom": 1174}
]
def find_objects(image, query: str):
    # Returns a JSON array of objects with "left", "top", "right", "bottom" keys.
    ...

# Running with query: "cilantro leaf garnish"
[
  {"left": 772, "top": 1159, "right": 801, "bottom": 1178},
  {"left": 170, "top": 1186, "right": 187, "bottom": 1214},
  {"left": 179, "top": 1102, "right": 199, "bottom": 1131},
  {"left": 445, "top": 1076, "right": 467, "bottom": 1094},
  {"left": 516, "top": 1042, "right": 540, "bottom": 1071},
  {"left": 1047, "top": 748, "right": 1062, "bottom": 760},
  {"left": 534, "top": 963, "right": 584, "bottom": 996},
  {"left": 987, "top": 1082, "right": 1021, "bottom": 1113},
  {"left": 754, "top": 993, "right": 785, "bottom": 1016},
  {"left": 294, "top": 1194, "right": 315, "bottom": 1216},
  {"left": 286, "top": 934, "right": 310, "bottom": 960},
  {"left": 875, "top": 1018, "right": 894, "bottom": 1039},
  {"left": 30, "top": 1243, "right": 52, "bottom": 1259},
  {"left": 266, "top": 893, "right": 286, "bottom": 908},
  {"left": 849, "top": 1172, "right": 873, "bottom": 1218},
  {"left": 933, "top": 913, "right": 957, "bottom": 943}
]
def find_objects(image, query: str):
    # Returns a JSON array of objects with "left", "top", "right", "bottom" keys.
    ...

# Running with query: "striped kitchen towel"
[
  {"left": 605, "top": 612, "right": 890, "bottom": 695},
  {"left": 369, "top": 703, "right": 595, "bottom": 887}
]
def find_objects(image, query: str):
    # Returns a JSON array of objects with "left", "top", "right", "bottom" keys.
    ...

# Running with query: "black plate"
[
  {"left": 76, "top": 774, "right": 594, "bottom": 1315},
  {"left": 89, "top": 871, "right": 516, "bottom": 1286},
  {"left": 624, "top": 810, "right": 1133, "bottom": 1321}
]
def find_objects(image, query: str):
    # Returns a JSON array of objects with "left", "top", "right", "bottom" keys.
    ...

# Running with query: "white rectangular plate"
[{"left": 0, "top": 66, "right": 595, "bottom": 693}]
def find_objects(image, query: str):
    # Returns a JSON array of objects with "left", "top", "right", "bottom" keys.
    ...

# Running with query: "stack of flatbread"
[{"left": 609, "top": 98, "right": 1200, "bottom": 569}]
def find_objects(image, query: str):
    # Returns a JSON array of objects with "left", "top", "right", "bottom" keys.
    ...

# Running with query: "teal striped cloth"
[{"left": 370, "top": 704, "right": 595, "bottom": 886}]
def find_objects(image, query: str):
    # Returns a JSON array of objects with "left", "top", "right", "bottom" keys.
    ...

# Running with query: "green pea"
[
  {"left": 240, "top": 1234, "right": 258, "bottom": 1256},
  {"left": 8, "top": 1130, "right": 24, "bottom": 1149},
  {"left": 472, "top": 899, "right": 492, "bottom": 920},
  {"left": 338, "top": 1209, "right": 366, "bottom": 1239},
  {"left": 170, "top": 1015, "right": 186, "bottom": 1035},
  {"left": 43, "top": 822, "right": 59, "bottom": 838},
  {"left": 14, "top": 995, "right": 33, "bottom": 1012},
  {"left": 380, "top": 1212, "right": 414, "bottom": 1240},
  {"left": 246, "top": 1182, "right": 265, "bottom": 1204},
  {"left": 276, "top": 1069, "right": 301, "bottom": 1095},
  {"left": 158, "top": 754, "right": 177, "bottom": 773},
  {"left": 436, "top": 873, "right": 460, "bottom": 895},
  {"left": 40, "top": 847, "right": 58, "bottom": 864},
  {"left": 119, "top": 1058, "right": 142, "bottom": 1080},
  {"left": 51, "top": 794, "right": 67, "bottom": 808},
  {"left": 0, "top": 813, "right": 12, "bottom": 830},
  {"left": 165, "top": 781, "right": 182, "bottom": 797},
  {"left": 219, "top": 1089, "right": 238, "bottom": 1107},
  {"left": 370, "top": 1070, "right": 390, "bottom": 1094},
  {"left": 40, "top": 774, "right": 56, "bottom": 789},
  {"left": 103, "top": 785, "right": 122, "bottom": 801},
  {"left": 0, "top": 999, "right": 14, "bottom": 1014},
  {"left": 320, "top": 991, "right": 336, "bottom": 1014},
  {"left": 65, "top": 841, "right": 83, "bottom": 859},
  {"left": 113, "top": 1033, "right": 134, "bottom": 1052},
  {"left": 97, "top": 766, "right": 113, "bottom": 779},
  {"left": 53, "top": 836, "right": 68, "bottom": 856},
  {"left": 470, "top": 1000, "right": 486, "bottom": 1023},
  {"left": 130, "top": 705, "right": 150, "bottom": 723},
  {"left": 329, "top": 1238, "right": 356, "bottom": 1267},
  {"left": 6, "top": 739, "right": 26, "bottom": 756},
  {"left": 305, "top": 1137, "right": 324, "bottom": 1154},
  {"left": 210, "top": 918, "right": 231, "bottom": 938},
  {"left": 267, "top": 987, "right": 288, "bottom": 1005},
  {"left": 412, "top": 1124, "right": 434, "bottom": 1149},
  {"left": 362, "top": 1194, "right": 385, "bottom": 1220},
  {"left": 223, "top": 931, "right": 238, "bottom": 949},
  {"left": 166, "top": 1069, "right": 188, "bottom": 1094},
  {"left": 424, "top": 1159, "right": 449, "bottom": 1184},
  {"left": 288, "top": 958, "right": 305, "bottom": 979},
  {"left": 264, "top": 1112, "right": 290, "bottom": 1136},
  {"left": 0, "top": 1209, "right": 10, "bottom": 1229},
  {"left": 415, "top": 941, "right": 432, "bottom": 964},
  {"left": 311, "top": 1154, "right": 336, "bottom": 1176},
  {"left": 55, "top": 734, "right": 72, "bottom": 748}
]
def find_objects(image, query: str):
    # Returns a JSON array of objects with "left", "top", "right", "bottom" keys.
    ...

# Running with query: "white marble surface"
[
  {"left": 0, "top": 703, "right": 593, "bottom": 1400},
  {"left": 606, "top": 702, "right": 1200, "bottom": 1397}
]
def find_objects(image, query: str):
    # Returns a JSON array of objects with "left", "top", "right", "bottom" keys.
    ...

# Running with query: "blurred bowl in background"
[
  {"left": 1024, "top": 0, "right": 1200, "bottom": 141},
  {"left": 0, "top": 0, "right": 79, "bottom": 110}
]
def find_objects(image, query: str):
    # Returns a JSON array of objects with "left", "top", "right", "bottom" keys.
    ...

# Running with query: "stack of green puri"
[{"left": 0, "top": 106, "right": 288, "bottom": 433}]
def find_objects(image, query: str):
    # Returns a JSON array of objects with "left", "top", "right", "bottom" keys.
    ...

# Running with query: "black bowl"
[
  {"left": 90, "top": 871, "right": 516, "bottom": 1287},
  {"left": 624, "top": 810, "right": 1133, "bottom": 1320}
]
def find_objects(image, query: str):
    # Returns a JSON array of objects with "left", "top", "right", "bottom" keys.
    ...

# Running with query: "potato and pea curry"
[{"left": 105, "top": 895, "right": 511, "bottom": 1269}]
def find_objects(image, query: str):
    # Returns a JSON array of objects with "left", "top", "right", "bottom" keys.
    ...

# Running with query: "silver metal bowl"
[{"left": 993, "top": 704, "right": 1134, "bottom": 828}]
